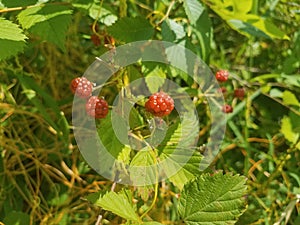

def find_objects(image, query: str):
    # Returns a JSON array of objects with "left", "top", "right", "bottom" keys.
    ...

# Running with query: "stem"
[
  {"left": 244, "top": 94, "right": 251, "bottom": 174},
  {"left": 157, "top": 0, "right": 175, "bottom": 25},
  {"left": 0, "top": 2, "right": 69, "bottom": 14},
  {"left": 92, "top": 0, "right": 104, "bottom": 35},
  {"left": 140, "top": 151, "right": 159, "bottom": 219}
]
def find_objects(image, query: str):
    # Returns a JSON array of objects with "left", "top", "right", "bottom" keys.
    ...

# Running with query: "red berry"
[
  {"left": 218, "top": 87, "right": 227, "bottom": 93},
  {"left": 222, "top": 104, "right": 233, "bottom": 113},
  {"left": 234, "top": 88, "right": 245, "bottom": 100},
  {"left": 145, "top": 91, "right": 174, "bottom": 117},
  {"left": 86, "top": 96, "right": 109, "bottom": 119},
  {"left": 215, "top": 70, "right": 229, "bottom": 82},
  {"left": 70, "top": 77, "right": 93, "bottom": 99},
  {"left": 91, "top": 34, "right": 101, "bottom": 46}
]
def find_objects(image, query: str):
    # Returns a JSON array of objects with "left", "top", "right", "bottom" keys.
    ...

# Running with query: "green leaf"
[
  {"left": 4, "top": 211, "right": 30, "bottom": 225},
  {"left": 1, "top": 0, "right": 38, "bottom": 7},
  {"left": 159, "top": 111, "right": 200, "bottom": 189},
  {"left": 190, "top": 9, "right": 212, "bottom": 61},
  {"left": 207, "top": 0, "right": 289, "bottom": 40},
  {"left": 161, "top": 19, "right": 185, "bottom": 42},
  {"left": 178, "top": 173, "right": 247, "bottom": 224},
  {"left": 166, "top": 151, "right": 202, "bottom": 190},
  {"left": 17, "top": 4, "right": 72, "bottom": 51},
  {"left": 232, "top": 0, "right": 253, "bottom": 14},
  {"left": 281, "top": 75, "right": 300, "bottom": 88},
  {"left": 145, "top": 67, "right": 166, "bottom": 93},
  {"left": 98, "top": 111, "right": 125, "bottom": 158},
  {"left": 282, "top": 90, "right": 300, "bottom": 107},
  {"left": 129, "top": 106, "right": 144, "bottom": 130},
  {"left": 0, "top": 18, "right": 27, "bottom": 60},
  {"left": 228, "top": 19, "right": 270, "bottom": 39},
  {"left": 107, "top": 17, "right": 154, "bottom": 42},
  {"left": 130, "top": 147, "right": 157, "bottom": 186},
  {"left": 89, "top": 3, "right": 118, "bottom": 26},
  {"left": 280, "top": 116, "right": 299, "bottom": 144},
  {"left": 95, "top": 190, "right": 139, "bottom": 222},
  {"left": 183, "top": 0, "right": 205, "bottom": 24}
]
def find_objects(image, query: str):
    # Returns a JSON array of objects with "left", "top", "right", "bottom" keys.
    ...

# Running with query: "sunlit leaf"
[
  {"left": 183, "top": 0, "right": 205, "bottom": 24},
  {"left": 159, "top": 111, "right": 200, "bottom": 189},
  {"left": 145, "top": 67, "right": 166, "bottom": 93},
  {"left": 0, "top": 18, "right": 27, "bottom": 60},
  {"left": 178, "top": 173, "right": 247, "bottom": 224},
  {"left": 17, "top": 4, "right": 72, "bottom": 51},
  {"left": 280, "top": 116, "right": 299, "bottom": 144},
  {"left": 96, "top": 189, "right": 139, "bottom": 222},
  {"left": 282, "top": 90, "right": 300, "bottom": 107}
]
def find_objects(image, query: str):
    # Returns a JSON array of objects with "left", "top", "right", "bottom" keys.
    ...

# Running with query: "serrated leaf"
[
  {"left": 130, "top": 147, "right": 157, "bottom": 186},
  {"left": 98, "top": 111, "right": 125, "bottom": 158},
  {"left": 89, "top": 3, "right": 117, "bottom": 26},
  {"left": 95, "top": 190, "right": 139, "bottom": 222},
  {"left": 159, "top": 111, "right": 200, "bottom": 189},
  {"left": 145, "top": 67, "right": 166, "bottom": 93},
  {"left": 17, "top": 4, "right": 72, "bottom": 51},
  {"left": 0, "top": 18, "right": 27, "bottom": 60},
  {"left": 107, "top": 17, "right": 154, "bottom": 42},
  {"left": 280, "top": 116, "right": 299, "bottom": 144},
  {"left": 183, "top": 0, "right": 205, "bottom": 24},
  {"left": 84, "top": 191, "right": 105, "bottom": 204},
  {"left": 129, "top": 106, "right": 144, "bottom": 129},
  {"left": 161, "top": 19, "right": 185, "bottom": 42},
  {"left": 282, "top": 90, "right": 300, "bottom": 107},
  {"left": 166, "top": 151, "right": 202, "bottom": 190},
  {"left": 178, "top": 173, "right": 247, "bottom": 224}
]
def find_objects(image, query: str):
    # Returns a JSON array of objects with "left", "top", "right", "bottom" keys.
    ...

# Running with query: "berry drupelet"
[
  {"left": 86, "top": 96, "right": 109, "bottom": 119},
  {"left": 70, "top": 77, "right": 93, "bottom": 99},
  {"left": 145, "top": 91, "right": 174, "bottom": 117}
]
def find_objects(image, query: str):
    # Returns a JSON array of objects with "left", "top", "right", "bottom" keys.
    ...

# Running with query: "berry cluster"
[
  {"left": 215, "top": 69, "right": 246, "bottom": 113},
  {"left": 145, "top": 91, "right": 174, "bottom": 117},
  {"left": 70, "top": 77, "right": 109, "bottom": 119}
]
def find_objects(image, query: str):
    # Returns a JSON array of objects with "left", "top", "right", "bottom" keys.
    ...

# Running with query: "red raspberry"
[
  {"left": 70, "top": 77, "right": 93, "bottom": 99},
  {"left": 86, "top": 96, "right": 109, "bottom": 119},
  {"left": 215, "top": 70, "right": 229, "bottom": 82},
  {"left": 222, "top": 104, "right": 233, "bottom": 113},
  {"left": 234, "top": 88, "right": 245, "bottom": 100},
  {"left": 145, "top": 91, "right": 174, "bottom": 117}
]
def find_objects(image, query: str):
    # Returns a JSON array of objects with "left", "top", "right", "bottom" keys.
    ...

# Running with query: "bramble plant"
[{"left": 1, "top": 0, "right": 300, "bottom": 225}]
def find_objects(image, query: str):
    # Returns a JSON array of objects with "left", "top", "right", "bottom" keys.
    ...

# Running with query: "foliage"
[{"left": 0, "top": 0, "right": 299, "bottom": 224}]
